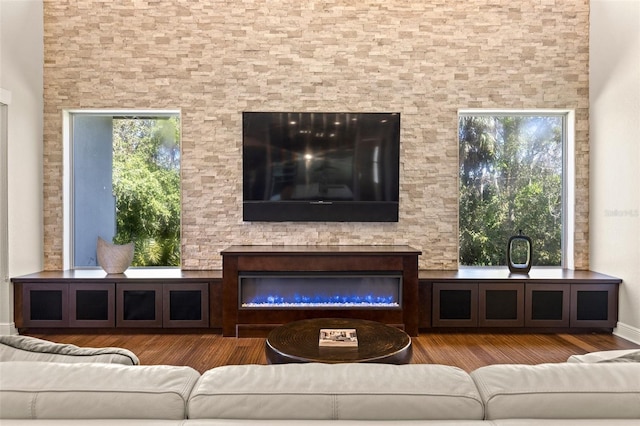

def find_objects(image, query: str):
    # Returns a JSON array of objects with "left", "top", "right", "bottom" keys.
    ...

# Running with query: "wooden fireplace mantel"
[{"left": 221, "top": 245, "right": 422, "bottom": 337}]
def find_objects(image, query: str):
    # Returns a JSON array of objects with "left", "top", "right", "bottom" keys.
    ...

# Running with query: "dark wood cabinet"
[
  {"left": 163, "top": 282, "right": 209, "bottom": 328},
  {"left": 422, "top": 269, "right": 620, "bottom": 332},
  {"left": 20, "top": 283, "right": 69, "bottom": 328},
  {"left": 13, "top": 264, "right": 620, "bottom": 334},
  {"left": 417, "top": 280, "right": 432, "bottom": 328},
  {"left": 117, "top": 282, "right": 211, "bottom": 328},
  {"left": 570, "top": 283, "right": 618, "bottom": 328},
  {"left": 12, "top": 270, "right": 219, "bottom": 331},
  {"left": 221, "top": 246, "right": 421, "bottom": 337},
  {"left": 117, "top": 283, "right": 163, "bottom": 328},
  {"left": 209, "top": 279, "right": 223, "bottom": 329},
  {"left": 525, "top": 283, "right": 570, "bottom": 327},
  {"left": 69, "top": 283, "right": 115, "bottom": 327},
  {"left": 479, "top": 283, "right": 524, "bottom": 327},
  {"left": 433, "top": 282, "right": 525, "bottom": 328},
  {"left": 432, "top": 282, "right": 478, "bottom": 327}
]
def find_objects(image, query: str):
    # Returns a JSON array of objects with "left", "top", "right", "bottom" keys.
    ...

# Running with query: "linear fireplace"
[
  {"left": 221, "top": 245, "right": 421, "bottom": 337},
  {"left": 239, "top": 274, "right": 402, "bottom": 309}
]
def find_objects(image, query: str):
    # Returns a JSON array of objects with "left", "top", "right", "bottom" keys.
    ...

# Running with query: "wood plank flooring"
[{"left": 26, "top": 331, "right": 639, "bottom": 374}]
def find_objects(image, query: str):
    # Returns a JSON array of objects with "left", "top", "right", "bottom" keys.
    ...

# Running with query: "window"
[
  {"left": 64, "top": 111, "right": 181, "bottom": 269},
  {"left": 458, "top": 110, "right": 574, "bottom": 267}
]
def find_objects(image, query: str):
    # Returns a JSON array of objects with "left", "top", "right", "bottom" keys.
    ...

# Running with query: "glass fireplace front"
[{"left": 239, "top": 273, "right": 402, "bottom": 309}]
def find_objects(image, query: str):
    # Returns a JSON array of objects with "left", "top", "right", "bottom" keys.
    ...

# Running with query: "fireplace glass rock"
[{"left": 239, "top": 274, "right": 402, "bottom": 309}]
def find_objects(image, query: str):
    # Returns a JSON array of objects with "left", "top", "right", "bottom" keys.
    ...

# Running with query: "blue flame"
[{"left": 246, "top": 292, "right": 398, "bottom": 306}]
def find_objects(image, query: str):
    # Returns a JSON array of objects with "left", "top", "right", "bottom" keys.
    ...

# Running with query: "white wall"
[
  {"left": 0, "top": 0, "right": 44, "bottom": 334},
  {"left": 590, "top": 0, "right": 640, "bottom": 344}
]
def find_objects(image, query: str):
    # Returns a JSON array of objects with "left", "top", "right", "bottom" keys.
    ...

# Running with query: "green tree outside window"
[
  {"left": 459, "top": 114, "right": 563, "bottom": 266},
  {"left": 112, "top": 117, "right": 181, "bottom": 267}
]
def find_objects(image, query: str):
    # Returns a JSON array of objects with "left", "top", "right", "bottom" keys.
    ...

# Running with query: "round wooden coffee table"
[{"left": 265, "top": 318, "right": 412, "bottom": 364}]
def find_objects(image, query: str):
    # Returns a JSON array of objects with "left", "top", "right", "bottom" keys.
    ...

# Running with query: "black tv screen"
[{"left": 243, "top": 112, "right": 400, "bottom": 222}]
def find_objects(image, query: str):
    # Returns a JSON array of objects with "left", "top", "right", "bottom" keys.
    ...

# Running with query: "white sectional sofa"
[{"left": 1, "top": 357, "right": 640, "bottom": 425}]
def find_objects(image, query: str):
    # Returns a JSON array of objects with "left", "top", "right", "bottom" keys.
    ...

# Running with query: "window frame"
[
  {"left": 62, "top": 109, "right": 182, "bottom": 270},
  {"left": 457, "top": 109, "right": 575, "bottom": 269},
  {"left": 0, "top": 91, "right": 10, "bottom": 285}
]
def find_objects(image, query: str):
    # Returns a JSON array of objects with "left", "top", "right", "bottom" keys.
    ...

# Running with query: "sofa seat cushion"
[
  {"left": 0, "top": 361, "right": 200, "bottom": 420},
  {"left": 567, "top": 349, "right": 640, "bottom": 363},
  {"left": 0, "top": 335, "right": 139, "bottom": 365},
  {"left": 471, "top": 363, "right": 640, "bottom": 420},
  {"left": 188, "top": 363, "right": 484, "bottom": 421}
]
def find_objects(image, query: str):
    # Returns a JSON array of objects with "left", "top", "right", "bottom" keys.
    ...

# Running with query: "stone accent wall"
[{"left": 43, "top": 0, "right": 590, "bottom": 270}]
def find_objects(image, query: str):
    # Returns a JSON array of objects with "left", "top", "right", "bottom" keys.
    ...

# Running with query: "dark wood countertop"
[
  {"left": 419, "top": 268, "right": 621, "bottom": 283},
  {"left": 12, "top": 267, "right": 620, "bottom": 284},
  {"left": 220, "top": 245, "right": 422, "bottom": 256},
  {"left": 11, "top": 268, "right": 222, "bottom": 283}
]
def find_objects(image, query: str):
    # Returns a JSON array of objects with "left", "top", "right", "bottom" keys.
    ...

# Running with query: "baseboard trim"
[
  {"left": 0, "top": 321, "right": 17, "bottom": 336},
  {"left": 613, "top": 322, "right": 640, "bottom": 345}
]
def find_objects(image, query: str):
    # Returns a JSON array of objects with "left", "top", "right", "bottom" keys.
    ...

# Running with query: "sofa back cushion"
[
  {"left": 0, "top": 335, "right": 139, "bottom": 365},
  {"left": 567, "top": 349, "right": 640, "bottom": 363},
  {"left": 471, "top": 363, "right": 640, "bottom": 420},
  {"left": 188, "top": 363, "right": 483, "bottom": 420},
  {"left": 0, "top": 361, "right": 200, "bottom": 420}
]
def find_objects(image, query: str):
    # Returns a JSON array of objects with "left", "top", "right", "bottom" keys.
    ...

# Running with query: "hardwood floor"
[{"left": 26, "top": 330, "right": 639, "bottom": 374}]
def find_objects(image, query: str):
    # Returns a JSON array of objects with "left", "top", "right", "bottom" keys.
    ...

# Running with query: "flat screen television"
[{"left": 243, "top": 112, "right": 400, "bottom": 222}]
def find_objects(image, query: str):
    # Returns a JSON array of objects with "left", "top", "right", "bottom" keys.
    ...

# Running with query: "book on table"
[{"left": 319, "top": 328, "right": 358, "bottom": 347}]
